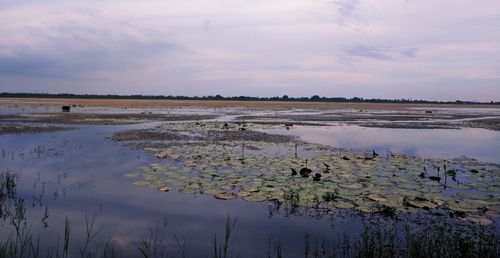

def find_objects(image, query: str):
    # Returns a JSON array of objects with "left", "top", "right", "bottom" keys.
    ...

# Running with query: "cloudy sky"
[{"left": 0, "top": 0, "right": 499, "bottom": 101}]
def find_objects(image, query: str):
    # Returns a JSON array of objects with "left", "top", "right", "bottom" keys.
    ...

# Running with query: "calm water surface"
[
  {"left": 0, "top": 124, "right": 359, "bottom": 257},
  {"left": 264, "top": 125, "right": 500, "bottom": 163}
]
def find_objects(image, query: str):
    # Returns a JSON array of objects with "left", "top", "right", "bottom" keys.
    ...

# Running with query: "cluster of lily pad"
[{"left": 123, "top": 122, "right": 500, "bottom": 225}]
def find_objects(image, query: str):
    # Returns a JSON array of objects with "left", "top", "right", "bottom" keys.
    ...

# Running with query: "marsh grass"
[
  {"left": 1, "top": 212, "right": 499, "bottom": 258},
  {"left": 0, "top": 213, "right": 114, "bottom": 258},
  {"left": 213, "top": 215, "right": 237, "bottom": 258}
]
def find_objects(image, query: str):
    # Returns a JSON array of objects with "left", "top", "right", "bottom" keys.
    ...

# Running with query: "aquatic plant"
[
  {"left": 283, "top": 188, "right": 300, "bottom": 208},
  {"left": 123, "top": 122, "right": 500, "bottom": 225},
  {"left": 0, "top": 210, "right": 498, "bottom": 258},
  {"left": 139, "top": 225, "right": 167, "bottom": 258},
  {"left": 213, "top": 215, "right": 237, "bottom": 258}
]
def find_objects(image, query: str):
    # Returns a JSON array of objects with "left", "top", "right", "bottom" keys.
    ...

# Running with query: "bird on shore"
[
  {"left": 290, "top": 168, "right": 297, "bottom": 176},
  {"left": 299, "top": 167, "right": 312, "bottom": 178},
  {"left": 323, "top": 163, "right": 330, "bottom": 173}
]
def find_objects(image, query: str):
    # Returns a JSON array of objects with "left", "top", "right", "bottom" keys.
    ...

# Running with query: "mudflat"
[
  {"left": 1, "top": 98, "right": 500, "bottom": 130},
  {"left": 1, "top": 97, "right": 498, "bottom": 109}
]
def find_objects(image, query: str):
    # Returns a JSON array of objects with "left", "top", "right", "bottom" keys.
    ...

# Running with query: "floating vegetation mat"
[{"left": 121, "top": 122, "right": 500, "bottom": 225}]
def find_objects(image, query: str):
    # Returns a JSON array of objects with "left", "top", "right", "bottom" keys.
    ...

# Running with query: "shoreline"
[{"left": 1, "top": 97, "right": 499, "bottom": 109}]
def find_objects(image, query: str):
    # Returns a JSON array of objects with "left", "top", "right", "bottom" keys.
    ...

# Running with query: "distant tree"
[
  {"left": 0, "top": 92, "right": 491, "bottom": 104},
  {"left": 310, "top": 95, "right": 320, "bottom": 101}
]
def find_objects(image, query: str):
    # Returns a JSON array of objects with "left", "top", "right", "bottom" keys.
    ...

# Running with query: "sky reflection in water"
[
  {"left": 265, "top": 125, "right": 500, "bottom": 163},
  {"left": 0, "top": 124, "right": 358, "bottom": 257}
]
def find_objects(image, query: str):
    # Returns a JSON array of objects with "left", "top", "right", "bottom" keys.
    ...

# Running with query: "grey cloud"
[
  {"left": 332, "top": 0, "right": 361, "bottom": 18},
  {"left": 401, "top": 48, "right": 418, "bottom": 58},
  {"left": 343, "top": 46, "right": 419, "bottom": 61},
  {"left": 319, "top": 0, "right": 363, "bottom": 26},
  {"left": 0, "top": 18, "right": 180, "bottom": 78},
  {"left": 345, "top": 45, "right": 392, "bottom": 60}
]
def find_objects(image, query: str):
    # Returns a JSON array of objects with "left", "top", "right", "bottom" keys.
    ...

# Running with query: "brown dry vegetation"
[
  {"left": 0, "top": 113, "right": 216, "bottom": 125},
  {"left": 0, "top": 123, "right": 71, "bottom": 135}
]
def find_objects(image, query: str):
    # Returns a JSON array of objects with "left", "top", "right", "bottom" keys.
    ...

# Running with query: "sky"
[{"left": 0, "top": 0, "right": 499, "bottom": 101}]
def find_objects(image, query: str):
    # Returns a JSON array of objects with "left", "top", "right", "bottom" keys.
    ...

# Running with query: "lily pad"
[
  {"left": 403, "top": 197, "right": 438, "bottom": 209},
  {"left": 157, "top": 186, "right": 171, "bottom": 192},
  {"left": 214, "top": 192, "right": 236, "bottom": 200},
  {"left": 332, "top": 201, "right": 355, "bottom": 209},
  {"left": 367, "top": 194, "right": 387, "bottom": 203},
  {"left": 120, "top": 122, "right": 500, "bottom": 217},
  {"left": 458, "top": 214, "right": 492, "bottom": 225}
]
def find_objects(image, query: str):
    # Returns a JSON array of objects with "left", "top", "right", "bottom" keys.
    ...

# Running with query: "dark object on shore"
[
  {"left": 425, "top": 110, "right": 433, "bottom": 114},
  {"left": 428, "top": 166, "right": 442, "bottom": 181},
  {"left": 290, "top": 168, "right": 297, "bottom": 176},
  {"left": 239, "top": 127, "right": 247, "bottom": 131},
  {"left": 223, "top": 123, "right": 229, "bottom": 130},
  {"left": 429, "top": 176, "right": 441, "bottom": 181},
  {"left": 61, "top": 106, "right": 71, "bottom": 112},
  {"left": 313, "top": 173, "right": 321, "bottom": 181},
  {"left": 299, "top": 167, "right": 312, "bottom": 178},
  {"left": 419, "top": 172, "right": 426, "bottom": 179},
  {"left": 470, "top": 169, "right": 479, "bottom": 173},
  {"left": 372, "top": 150, "right": 379, "bottom": 157},
  {"left": 284, "top": 123, "right": 293, "bottom": 127},
  {"left": 446, "top": 170, "right": 457, "bottom": 176},
  {"left": 342, "top": 156, "right": 350, "bottom": 161}
]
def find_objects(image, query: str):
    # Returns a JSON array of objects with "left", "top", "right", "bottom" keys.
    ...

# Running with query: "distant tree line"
[{"left": 0, "top": 92, "right": 498, "bottom": 104}]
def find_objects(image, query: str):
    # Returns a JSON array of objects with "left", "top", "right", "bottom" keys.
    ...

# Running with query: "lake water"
[
  {"left": 263, "top": 125, "right": 500, "bottom": 163},
  {"left": 1, "top": 108, "right": 499, "bottom": 257},
  {"left": 0, "top": 124, "right": 362, "bottom": 257}
]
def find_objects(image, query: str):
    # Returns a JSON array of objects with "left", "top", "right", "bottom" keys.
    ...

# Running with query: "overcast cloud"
[{"left": 0, "top": 0, "right": 499, "bottom": 101}]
